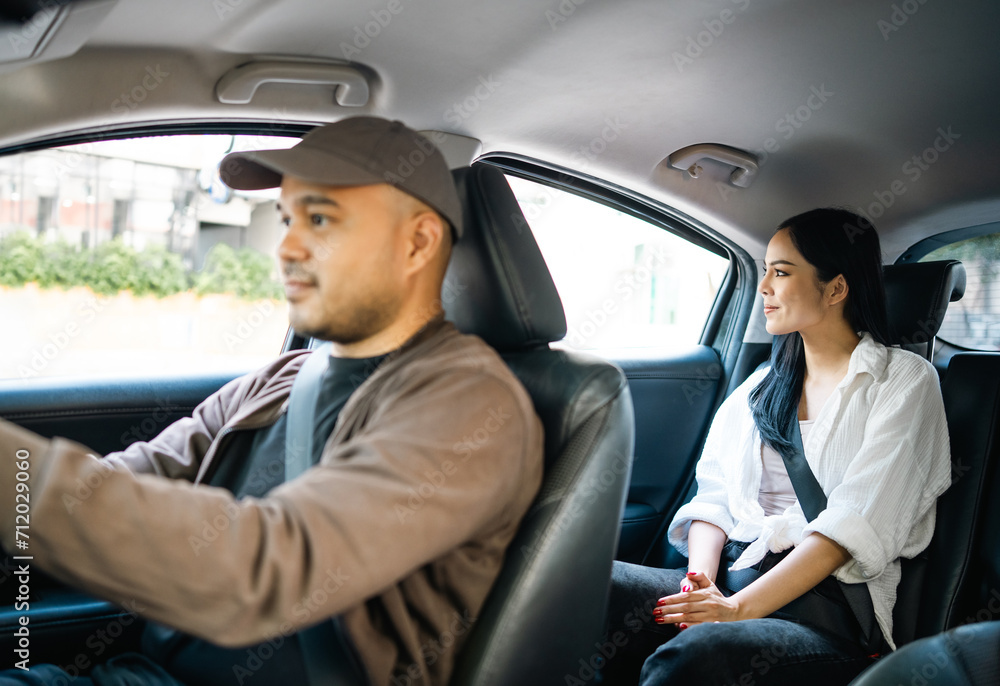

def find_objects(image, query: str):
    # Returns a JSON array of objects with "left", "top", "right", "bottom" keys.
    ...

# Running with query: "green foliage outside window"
[
  {"left": 194, "top": 243, "right": 284, "bottom": 300},
  {"left": 0, "top": 232, "right": 282, "bottom": 300}
]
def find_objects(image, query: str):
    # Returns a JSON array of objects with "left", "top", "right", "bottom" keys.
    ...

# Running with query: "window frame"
[
  {"left": 896, "top": 221, "right": 1000, "bottom": 264},
  {"left": 0, "top": 121, "right": 312, "bottom": 157}
]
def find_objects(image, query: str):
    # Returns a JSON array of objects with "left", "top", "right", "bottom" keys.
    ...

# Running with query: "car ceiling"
[{"left": 0, "top": 0, "right": 997, "bottom": 259}]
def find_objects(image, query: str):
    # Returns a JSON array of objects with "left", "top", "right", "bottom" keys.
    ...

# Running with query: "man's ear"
[
  {"left": 406, "top": 210, "right": 446, "bottom": 274},
  {"left": 827, "top": 274, "right": 849, "bottom": 306}
]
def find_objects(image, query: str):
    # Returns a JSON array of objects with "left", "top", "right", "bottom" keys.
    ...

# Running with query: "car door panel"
[
  {"left": 0, "top": 372, "right": 239, "bottom": 667},
  {"left": 0, "top": 373, "right": 240, "bottom": 455},
  {"left": 0, "top": 587, "right": 140, "bottom": 671},
  {"left": 613, "top": 345, "right": 723, "bottom": 563}
]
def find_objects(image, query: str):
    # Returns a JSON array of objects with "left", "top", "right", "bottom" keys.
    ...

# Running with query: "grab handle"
[
  {"left": 667, "top": 143, "right": 759, "bottom": 188},
  {"left": 216, "top": 61, "right": 370, "bottom": 107}
]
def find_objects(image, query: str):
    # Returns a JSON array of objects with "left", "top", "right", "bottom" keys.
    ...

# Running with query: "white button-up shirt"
[{"left": 668, "top": 333, "right": 952, "bottom": 649}]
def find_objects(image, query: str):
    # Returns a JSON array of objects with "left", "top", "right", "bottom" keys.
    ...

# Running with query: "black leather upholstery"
[
  {"left": 439, "top": 163, "right": 634, "bottom": 685},
  {"left": 896, "top": 353, "right": 1000, "bottom": 639},
  {"left": 888, "top": 349, "right": 1000, "bottom": 659},
  {"left": 850, "top": 621, "right": 1000, "bottom": 686},
  {"left": 452, "top": 350, "right": 633, "bottom": 685},
  {"left": 980, "top": 396, "right": 1000, "bottom": 606},
  {"left": 884, "top": 260, "right": 966, "bottom": 359},
  {"left": 444, "top": 164, "right": 567, "bottom": 350}
]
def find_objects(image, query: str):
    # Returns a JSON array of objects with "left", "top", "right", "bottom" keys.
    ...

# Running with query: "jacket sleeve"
[
  {"left": 101, "top": 352, "right": 307, "bottom": 480},
  {"left": 0, "top": 367, "right": 540, "bottom": 648},
  {"left": 803, "top": 357, "right": 952, "bottom": 583},
  {"left": 100, "top": 374, "right": 248, "bottom": 480}
]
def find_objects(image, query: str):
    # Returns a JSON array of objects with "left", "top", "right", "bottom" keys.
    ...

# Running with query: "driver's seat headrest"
[{"left": 443, "top": 164, "right": 567, "bottom": 351}]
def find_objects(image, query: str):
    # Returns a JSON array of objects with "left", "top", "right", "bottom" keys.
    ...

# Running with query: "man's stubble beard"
[{"left": 291, "top": 283, "right": 404, "bottom": 345}]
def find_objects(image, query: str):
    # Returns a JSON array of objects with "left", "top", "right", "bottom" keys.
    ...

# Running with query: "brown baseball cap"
[{"left": 218, "top": 116, "right": 463, "bottom": 238}]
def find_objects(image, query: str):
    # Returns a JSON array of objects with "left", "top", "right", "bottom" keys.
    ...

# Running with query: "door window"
[
  {"left": 0, "top": 133, "right": 298, "bottom": 379},
  {"left": 504, "top": 174, "right": 729, "bottom": 351}
]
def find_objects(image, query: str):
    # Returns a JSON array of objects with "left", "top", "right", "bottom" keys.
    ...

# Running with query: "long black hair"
[{"left": 749, "top": 208, "right": 892, "bottom": 459}]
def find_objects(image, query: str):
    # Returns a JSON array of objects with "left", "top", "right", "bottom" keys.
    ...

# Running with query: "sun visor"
[{"left": 0, "top": 0, "right": 117, "bottom": 71}]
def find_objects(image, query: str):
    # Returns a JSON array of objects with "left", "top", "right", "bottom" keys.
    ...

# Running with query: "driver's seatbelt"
[{"left": 285, "top": 343, "right": 370, "bottom": 686}]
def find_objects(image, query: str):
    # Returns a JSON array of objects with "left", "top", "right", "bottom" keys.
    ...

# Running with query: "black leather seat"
[
  {"left": 878, "top": 261, "right": 1000, "bottom": 652},
  {"left": 852, "top": 406, "right": 1000, "bottom": 684},
  {"left": 443, "top": 164, "right": 635, "bottom": 685},
  {"left": 883, "top": 260, "right": 966, "bottom": 360},
  {"left": 897, "top": 352, "right": 1000, "bottom": 640},
  {"left": 849, "top": 263, "right": 1000, "bottom": 684},
  {"left": 868, "top": 350, "right": 1000, "bottom": 686},
  {"left": 850, "top": 620, "right": 1000, "bottom": 686},
  {"left": 867, "top": 260, "right": 972, "bottom": 646}
]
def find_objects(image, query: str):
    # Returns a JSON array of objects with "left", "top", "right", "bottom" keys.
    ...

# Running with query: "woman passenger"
[{"left": 603, "top": 208, "right": 952, "bottom": 685}]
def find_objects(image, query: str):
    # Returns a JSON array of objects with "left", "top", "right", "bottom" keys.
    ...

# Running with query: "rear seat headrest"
[{"left": 883, "top": 260, "right": 966, "bottom": 359}]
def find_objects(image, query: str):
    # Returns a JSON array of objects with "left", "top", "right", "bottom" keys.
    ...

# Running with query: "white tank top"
[{"left": 758, "top": 420, "right": 813, "bottom": 515}]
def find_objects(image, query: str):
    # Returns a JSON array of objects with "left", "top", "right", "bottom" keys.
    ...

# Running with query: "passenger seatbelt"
[
  {"left": 285, "top": 343, "right": 370, "bottom": 686},
  {"left": 783, "top": 418, "right": 885, "bottom": 655}
]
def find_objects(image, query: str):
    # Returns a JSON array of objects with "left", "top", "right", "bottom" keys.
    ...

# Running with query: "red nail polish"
[
  {"left": 681, "top": 584, "right": 692, "bottom": 592},
  {"left": 686, "top": 572, "right": 697, "bottom": 577},
  {"left": 656, "top": 598, "right": 667, "bottom": 606},
  {"left": 679, "top": 623, "right": 688, "bottom": 629}
]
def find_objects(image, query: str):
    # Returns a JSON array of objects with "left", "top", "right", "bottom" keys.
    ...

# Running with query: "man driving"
[{"left": 0, "top": 116, "right": 544, "bottom": 686}]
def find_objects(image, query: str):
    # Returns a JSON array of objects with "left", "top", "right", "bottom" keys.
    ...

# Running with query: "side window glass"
[
  {"left": 919, "top": 232, "right": 1000, "bottom": 351},
  {"left": 504, "top": 174, "right": 729, "bottom": 351},
  {"left": 0, "top": 133, "right": 298, "bottom": 380}
]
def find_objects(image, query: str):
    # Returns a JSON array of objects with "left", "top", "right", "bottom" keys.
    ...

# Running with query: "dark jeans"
[
  {"left": 603, "top": 560, "right": 877, "bottom": 686},
  {"left": 0, "top": 653, "right": 183, "bottom": 685}
]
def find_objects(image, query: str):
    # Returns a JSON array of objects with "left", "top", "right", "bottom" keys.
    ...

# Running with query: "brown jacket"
[{"left": 0, "top": 318, "right": 544, "bottom": 686}]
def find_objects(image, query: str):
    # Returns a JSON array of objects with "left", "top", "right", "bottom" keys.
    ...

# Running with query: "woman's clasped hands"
[{"left": 652, "top": 571, "right": 744, "bottom": 629}]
